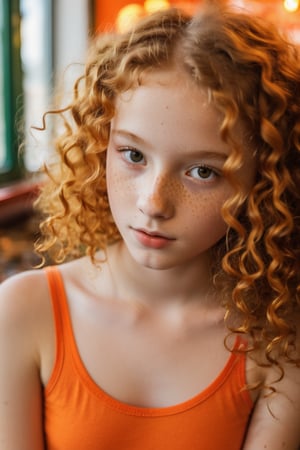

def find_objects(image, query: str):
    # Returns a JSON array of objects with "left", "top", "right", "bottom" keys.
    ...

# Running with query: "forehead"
[
  {"left": 116, "top": 68, "right": 211, "bottom": 108},
  {"left": 112, "top": 69, "right": 229, "bottom": 153}
]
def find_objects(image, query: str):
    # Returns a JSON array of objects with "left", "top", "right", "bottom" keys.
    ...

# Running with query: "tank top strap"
[
  {"left": 44, "top": 265, "right": 74, "bottom": 393},
  {"left": 233, "top": 334, "right": 248, "bottom": 352}
]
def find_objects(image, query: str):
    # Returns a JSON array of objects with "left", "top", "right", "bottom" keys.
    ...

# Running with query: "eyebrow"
[
  {"left": 111, "top": 129, "right": 148, "bottom": 146},
  {"left": 111, "top": 129, "right": 229, "bottom": 161}
]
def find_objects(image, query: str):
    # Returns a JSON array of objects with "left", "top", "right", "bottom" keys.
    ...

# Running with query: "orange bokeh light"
[{"left": 116, "top": 0, "right": 170, "bottom": 31}]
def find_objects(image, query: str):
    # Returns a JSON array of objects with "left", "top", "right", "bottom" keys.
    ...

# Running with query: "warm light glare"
[
  {"left": 116, "top": 4, "right": 145, "bottom": 32},
  {"left": 144, "top": 0, "right": 170, "bottom": 14},
  {"left": 283, "top": 0, "right": 299, "bottom": 12},
  {"left": 116, "top": 1, "right": 171, "bottom": 32}
]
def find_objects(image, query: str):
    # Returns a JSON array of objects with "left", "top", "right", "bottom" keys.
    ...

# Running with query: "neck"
[{"left": 104, "top": 241, "right": 221, "bottom": 311}]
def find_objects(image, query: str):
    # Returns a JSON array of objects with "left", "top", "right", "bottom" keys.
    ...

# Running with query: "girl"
[{"left": 0, "top": 5, "right": 300, "bottom": 450}]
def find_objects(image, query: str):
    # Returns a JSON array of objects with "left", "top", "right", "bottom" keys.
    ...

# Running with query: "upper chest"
[{"left": 42, "top": 271, "right": 262, "bottom": 408}]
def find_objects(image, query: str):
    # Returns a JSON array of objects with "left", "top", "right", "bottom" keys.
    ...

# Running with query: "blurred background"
[{"left": 1, "top": 0, "right": 300, "bottom": 280}]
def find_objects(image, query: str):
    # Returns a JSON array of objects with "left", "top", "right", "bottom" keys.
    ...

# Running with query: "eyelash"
[{"left": 118, "top": 147, "right": 219, "bottom": 181}]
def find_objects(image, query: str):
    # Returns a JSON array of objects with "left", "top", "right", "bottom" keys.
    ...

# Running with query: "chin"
[{"left": 131, "top": 252, "right": 183, "bottom": 271}]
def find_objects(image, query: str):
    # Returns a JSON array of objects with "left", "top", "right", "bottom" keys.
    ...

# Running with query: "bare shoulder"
[
  {"left": 243, "top": 322, "right": 300, "bottom": 450},
  {"left": 0, "top": 269, "right": 53, "bottom": 377},
  {"left": 0, "top": 270, "right": 51, "bottom": 450},
  {"left": 0, "top": 269, "right": 50, "bottom": 329},
  {"left": 0, "top": 270, "right": 47, "bottom": 311},
  {"left": 0, "top": 267, "right": 49, "bottom": 295}
]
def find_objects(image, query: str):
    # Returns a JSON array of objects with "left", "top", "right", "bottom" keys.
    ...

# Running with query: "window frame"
[{"left": 0, "top": 0, "right": 24, "bottom": 185}]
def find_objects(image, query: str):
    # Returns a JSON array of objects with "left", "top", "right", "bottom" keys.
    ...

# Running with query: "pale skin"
[{"left": 0, "top": 69, "right": 299, "bottom": 449}]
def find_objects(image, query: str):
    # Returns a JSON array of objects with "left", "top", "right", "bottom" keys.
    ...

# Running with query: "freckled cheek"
[
  {"left": 180, "top": 190, "right": 228, "bottom": 231},
  {"left": 106, "top": 167, "right": 137, "bottom": 208}
]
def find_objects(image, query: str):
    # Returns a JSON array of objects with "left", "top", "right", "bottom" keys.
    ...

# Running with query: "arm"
[
  {"left": 0, "top": 272, "right": 47, "bottom": 450},
  {"left": 243, "top": 356, "right": 300, "bottom": 450}
]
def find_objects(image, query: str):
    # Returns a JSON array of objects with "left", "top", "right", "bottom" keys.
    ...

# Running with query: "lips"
[
  {"left": 132, "top": 228, "right": 175, "bottom": 249},
  {"left": 137, "top": 228, "right": 173, "bottom": 239}
]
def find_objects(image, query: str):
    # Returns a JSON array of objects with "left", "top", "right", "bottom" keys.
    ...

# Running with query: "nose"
[{"left": 137, "top": 174, "right": 175, "bottom": 219}]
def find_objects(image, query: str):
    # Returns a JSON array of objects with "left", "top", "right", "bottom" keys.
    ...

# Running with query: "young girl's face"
[{"left": 106, "top": 69, "right": 255, "bottom": 271}]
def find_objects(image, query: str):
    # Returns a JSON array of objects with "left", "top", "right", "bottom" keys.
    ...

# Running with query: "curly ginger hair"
[{"left": 35, "top": 6, "right": 300, "bottom": 371}]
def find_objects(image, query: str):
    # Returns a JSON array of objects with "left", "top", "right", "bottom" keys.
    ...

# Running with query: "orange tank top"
[{"left": 44, "top": 266, "right": 253, "bottom": 450}]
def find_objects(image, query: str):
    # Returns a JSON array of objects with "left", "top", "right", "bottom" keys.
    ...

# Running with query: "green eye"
[
  {"left": 123, "top": 149, "right": 144, "bottom": 164},
  {"left": 189, "top": 165, "right": 215, "bottom": 180},
  {"left": 129, "top": 150, "right": 143, "bottom": 163}
]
